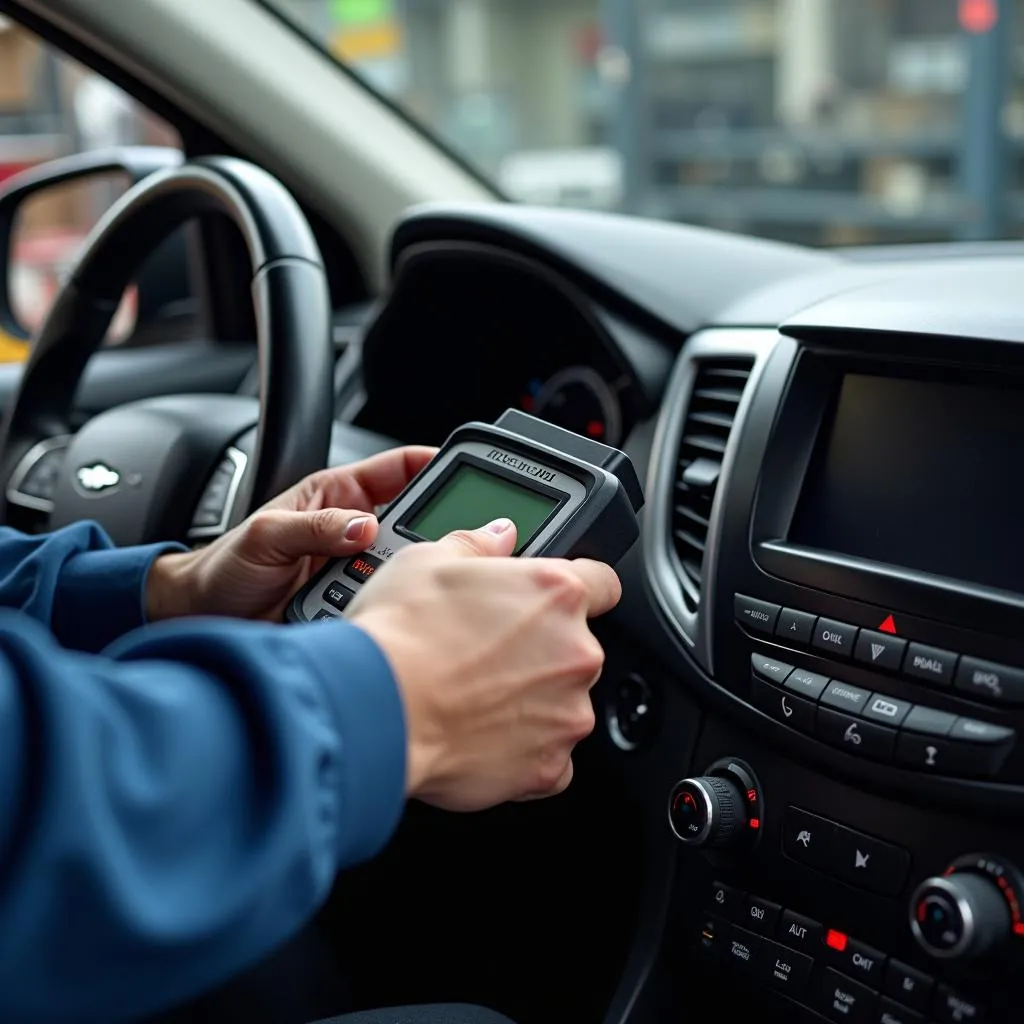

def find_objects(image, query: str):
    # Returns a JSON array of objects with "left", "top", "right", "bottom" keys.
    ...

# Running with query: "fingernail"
[
  {"left": 484, "top": 518, "right": 514, "bottom": 535},
  {"left": 345, "top": 516, "right": 372, "bottom": 541}
]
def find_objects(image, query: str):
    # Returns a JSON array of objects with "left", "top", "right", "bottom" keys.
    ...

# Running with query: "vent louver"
[{"left": 672, "top": 358, "right": 754, "bottom": 608}]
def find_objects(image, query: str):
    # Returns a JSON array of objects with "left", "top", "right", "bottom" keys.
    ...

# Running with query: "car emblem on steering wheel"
[{"left": 76, "top": 463, "right": 121, "bottom": 493}]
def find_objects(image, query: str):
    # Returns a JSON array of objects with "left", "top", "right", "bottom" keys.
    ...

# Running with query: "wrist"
[{"left": 145, "top": 549, "right": 202, "bottom": 622}]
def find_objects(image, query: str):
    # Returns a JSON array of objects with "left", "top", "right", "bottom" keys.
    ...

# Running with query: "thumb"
[
  {"left": 437, "top": 517, "right": 518, "bottom": 558},
  {"left": 246, "top": 508, "right": 379, "bottom": 561}
]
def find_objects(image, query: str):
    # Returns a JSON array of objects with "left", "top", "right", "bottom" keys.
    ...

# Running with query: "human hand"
[
  {"left": 146, "top": 446, "right": 436, "bottom": 622},
  {"left": 347, "top": 519, "right": 622, "bottom": 811}
]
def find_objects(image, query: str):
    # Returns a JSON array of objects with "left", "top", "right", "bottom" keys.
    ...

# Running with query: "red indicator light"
[
  {"left": 520, "top": 396, "right": 534, "bottom": 412},
  {"left": 586, "top": 420, "right": 605, "bottom": 438},
  {"left": 1014, "top": 922, "right": 1024, "bottom": 937},
  {"left": 825, "top": 929, "right": 848, "bottom": 952},
  {"left": 959, "top": 0, "right": 998, "bottom": 34},
  {"left": 748, "top": 817, "right": 760, "bottom": 830},
  {"left": 747, "top": 789, "right": 758, "bottom": 802},
  {"left": 878, "top": 614, "right": 897, "bottom": 635}
]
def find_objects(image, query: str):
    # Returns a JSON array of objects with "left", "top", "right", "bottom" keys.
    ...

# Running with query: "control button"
[
  {"left": 743, "top": 895, "right": 781, "bottom": 936},
  {"left": 862, "top": 693, "right": 912, "bottom": 728},
  {"left": 831, "top": 826, "right": 910, "bottom": 896},
  {"left": 817, "top": 708, "right": 896, "bottom": 761},
  {"left": 950, "top": 717, "right": 1014, "bottom": 745},
  {"left": 323, "top": 581, "right": 353, "bottom": 612},
  {"left": 877, "top": 996, "right": 925, "bottom": 1024},
  {"left": 751, "top": 652, "right": 794, "bottom": 685},
  {"left": 721, "top": 922, "right": 761, "bottom": 972},
  {"left": 903, "top": 642, "right": 957, "bottom": 686},
  {"left": 954, "top": 656, "right": 1024, "bottom": 705},
  {"left": 902, "top": 705, "right": 957, "bottom": 737},
  {"left": 884, "top": 960, "right": 933, "bottom": 1014},
  {"left": 709, "top": 880, "right": 743, "bottom": 921},
  {"left": 934, "top": 986, "right": 986, "bottom": 1023},
  {"left": 813, "top": 617, "right": 857, "bottom": 658},
  {"left": 778, "top": 909, "right": 822, "bottom": 954},
  {"left": 895, "top": 733, "right": 956, "bottom": 774},
  {"left": 607, "top": 673, "right": 659, "bottom": 752},
  {"left": 734, "top": 594, "right": 780, "bottom": 634},
  {"left": 819, "top": 966, "right": 877, "bottom": 1024},
  {"left": 668, "top": 775, "right": 747, "bottom": 847},
  {"left": 756, "top": 938, "right": 813, "bottom": 994},
  {"left": 752, "top": 678, "right": 816, "bottom": 732},
  {"left": 824, "top": 929, "right": 885, "bottom": 987},
  {"left": 783, "top": 806, "right": 835, "bottom": 870},
  {"left": 910, "top": 874, "right": 1010, "bottom": 962},
  {"left": 776, "top": 607, "right": 816, "bottom": 644},
  {"left": 344, "top": 553, "right": 383, "bottom": 585},
  {"left": 821, "top": 680, "right": 872, "bottom": 716},
  {"left": 854, "top": 629, "right": 907, "bottom": 672},
  {"left": 786, "top": 667, "right": 830, "bottom": 701},
  {"left": 312, "top": 609, "right": 338, "bottom": 621}
]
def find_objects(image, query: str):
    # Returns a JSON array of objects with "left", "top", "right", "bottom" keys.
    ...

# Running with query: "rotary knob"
[
  {"left": 668, "top": 775, "right": 747, "bottom": 848},
  {"left": 909, "top": 873, "right": 1011, "bottom": 961}
]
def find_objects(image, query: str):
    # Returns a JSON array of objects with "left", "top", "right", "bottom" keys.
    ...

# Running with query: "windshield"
[{"left": 266, "top": 0, "right": 1022, "bottom": 247}]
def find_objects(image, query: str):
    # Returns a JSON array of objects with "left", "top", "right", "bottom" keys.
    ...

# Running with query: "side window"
[{"left": 0, "top": 17, "right": 184, "bottom": 359}]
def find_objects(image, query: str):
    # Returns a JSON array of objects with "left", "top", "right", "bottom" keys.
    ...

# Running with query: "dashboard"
[{"left": 338, "top": 203, "right": 1024, "bottom": 1024}]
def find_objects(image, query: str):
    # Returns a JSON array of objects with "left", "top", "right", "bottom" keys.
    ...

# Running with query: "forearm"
[{"left": 0, "top": 613, "right": 406, "bottom": 1024}]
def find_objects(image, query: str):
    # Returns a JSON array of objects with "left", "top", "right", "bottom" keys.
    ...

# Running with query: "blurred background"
[{"left": 2, "top": 0, "right": 1024, "bottom": 356}]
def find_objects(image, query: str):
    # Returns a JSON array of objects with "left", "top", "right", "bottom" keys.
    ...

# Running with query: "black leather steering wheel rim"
[{"left": 0, "top": 157, "right": 334, "bottom": 543}]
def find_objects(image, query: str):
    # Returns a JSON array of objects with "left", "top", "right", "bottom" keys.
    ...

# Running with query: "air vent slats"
[{"left": 671, "top": 357, "right": 754, "bottom": 610}]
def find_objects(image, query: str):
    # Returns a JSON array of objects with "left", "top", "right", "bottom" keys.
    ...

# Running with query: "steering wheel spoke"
[{"left": 0, "top": 158, "right": 334, "bottom": 545}]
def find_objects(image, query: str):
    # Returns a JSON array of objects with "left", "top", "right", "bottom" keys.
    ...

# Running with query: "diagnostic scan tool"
[{"left": 287, "top": 409, "right": 644, "bottom": 623}]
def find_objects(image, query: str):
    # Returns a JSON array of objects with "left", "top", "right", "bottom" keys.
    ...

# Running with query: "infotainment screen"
[{"left": 788, "top": 373, "right": 1024, "bottom": 594}]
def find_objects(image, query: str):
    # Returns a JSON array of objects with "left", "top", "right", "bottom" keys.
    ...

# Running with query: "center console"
[{"left": 642, "top": 326, "right": 1024, "bottom": 1024}]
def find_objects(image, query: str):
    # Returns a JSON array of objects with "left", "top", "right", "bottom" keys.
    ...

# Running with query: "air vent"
[{"left": 672, "top": 358, "right": 754, "bottom": 608}]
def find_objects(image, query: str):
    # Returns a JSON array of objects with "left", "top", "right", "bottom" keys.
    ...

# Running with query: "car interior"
[{"left": 0, "top": 1, "right": 1022, "bottom": 1023}]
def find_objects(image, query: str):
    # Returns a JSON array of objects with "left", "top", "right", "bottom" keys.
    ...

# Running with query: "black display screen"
[{"left": 788, "top": 373, "right": 1024, "bottom": 594}]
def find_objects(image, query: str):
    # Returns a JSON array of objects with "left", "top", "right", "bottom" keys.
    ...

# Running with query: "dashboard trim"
[{"left": 644, "top": 329, "right": 781, "bottom": 674}]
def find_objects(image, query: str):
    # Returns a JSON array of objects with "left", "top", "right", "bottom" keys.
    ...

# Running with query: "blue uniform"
[{"left": 0, "top": 522, "right": 406, "bottom": 1023}]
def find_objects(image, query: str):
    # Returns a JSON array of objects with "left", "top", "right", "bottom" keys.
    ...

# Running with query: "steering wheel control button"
[
  {"left": 322, "top": 582, "right": 353, "bottom": 612},
  {"left": 778, "top": 910, "right": 822, "bottom": 955},
  {"left": 709, "top": 880, "right": 743, "bottom": 921},
  {"left": 821, "top": 680, "right": 871, "bottom": 715},
  {"left": 344, "top": 553, "right": 383, "bottom": 585},
  {"left": 854, "top": 628, "right": 907, "bottom": 672},
  {"left": 819, "top": 967, "right": 875, "bottom": 1024},
  {"left": 743, "top": 895, "right": 781, "bottom": 936},
  {"left": 884, "top": 960, "right": 934, "bottom": 1014},
  {"left": 954, "top": 656, "right": 1024, "bottom": 705},
  {"left": 751, "top": 653, "right": 794, "bottom": 685},
  {"left": 817, "top": 708, "right": 896, "bottom": 760},
  {"left": 752, "top": 678, "right": 816, "bottom": 732},
  {"left": 312, "top": 609, "right": 338, "bottom": 621},
  {"left": 776, "top": 607, "right": 816, "bottom": 645},
  {"left": 734, "top": 594, "right": 780, "bottom": 635},
  {"left": 862, "top": 693, "right": 912, "bottom": 728},
  {"left": 903, "top": 642, "right": 957, "bottom": 686},
  {"left": 756, "top": 938, "right": 813, "bottom": 994},
  {"left": 782, "top": 807, "right": 835, "bottom": 871},
  {"left": 823, "top": 931, "right": 885, "bottom": 987},
  {"left": 830, "top": 826, "right": 910, "bottom": 897},
  {"left": 785, "top": 667, "right": 830, "bottom": 701},
  {"left": 668, "top": 775, "right": 746, "bottom": 848},
  {"left": 812, "top": 617, "right": 857, "bottom": 658}
]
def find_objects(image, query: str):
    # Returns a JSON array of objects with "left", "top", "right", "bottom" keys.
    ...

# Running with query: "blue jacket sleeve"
[
  {"left": 0, "top": 521, "right": 183, "bottom": 653},
  {"left": 0, "top": 611, "right": 408, "bottom": 1024}
]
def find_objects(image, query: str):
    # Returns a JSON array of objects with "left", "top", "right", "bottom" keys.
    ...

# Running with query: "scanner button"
[{"left": 345, "top": 553, "right": 384, "bottom": 585}]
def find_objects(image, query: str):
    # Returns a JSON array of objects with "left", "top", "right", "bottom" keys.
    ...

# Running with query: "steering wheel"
[{"left": 0, "top": 157, "right": 334, "bottom": 547}]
